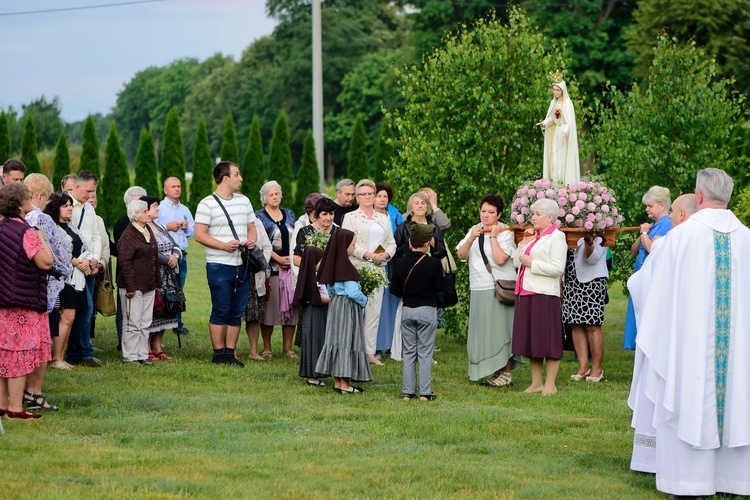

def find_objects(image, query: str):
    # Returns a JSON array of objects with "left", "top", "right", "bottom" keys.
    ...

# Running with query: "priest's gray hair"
[
  {"left": 259, "top": 180, "right": 282, "bottom": 205},
  {"left": 696, "top": 168, "right": 733, "bottom": 204},
  {"left": 127, "top": 199, "right": 148, "bottom": 221},
  {"left": 642, "top": 186, "right": 672, "bottom": 211},
  {"left": 530, "top": 198, "right": 560, "bottom": 220},
  {"left": 123, "top": 186, "right": 147, "bottom": 205}
]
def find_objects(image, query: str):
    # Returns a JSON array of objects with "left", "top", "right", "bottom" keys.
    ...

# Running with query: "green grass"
[{"left": 2, "top": 241, "right": 662, "bottom": 498}]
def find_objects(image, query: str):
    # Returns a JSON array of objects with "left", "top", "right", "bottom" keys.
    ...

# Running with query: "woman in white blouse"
[
  {"left": 456, "top": 194, "right": 521, "bottom": 387},
  {"left": 341, "top": 179, "right": 396, "bottom": 365}
]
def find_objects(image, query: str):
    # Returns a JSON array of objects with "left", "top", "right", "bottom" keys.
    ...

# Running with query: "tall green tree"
[
  {"left": 80, "top": 115, "right": 101, "bottom": 179},
  {"left": 134, "top": 128, "right": 159, "bottom": 197},
  {"left": 160, "top": 107, "right": 186, "bottom": 189},
  {"left": 53, "top": 129, "right": 71, "bottom": 190},
  {"left": 387, "top": 10, "right": 575, "bottom": 337},
  {"left": 242, "top": 115, "right": 265, "bottom": 209},
  {"left": 101, "top": 122, "right": 132, "bottom": 223},
  {"left": 346, "top": 114, "right": 369, "bottom": 182},
  {"left": 0, "top": 111, "right": 12, "bottom": 162},
  {"left": 189, "top": 117, "right": 213, "bottom": 213},
  {"left": 268, "top": 112, "right": 294, "bottom": 209},
  {"left": 20, "top": 96, "right": 64, "bottom": 151},
  {"left": 20, "top": 115, "right": 41, "bottom": 175},
  {"left": 294, "top": 130, "right": 320, "bottom": 215},
  {"left": 373, "top": 120, "right": 394, "bottom": 182},
  {"left": 220, "top": 111, "right": 240, "bottom": 164},
  {"left": 595, "top": 36, "right": 746, "bottom": 286},
  {"left": 628, "top": 0, "right": 750, "bottom": 96}
]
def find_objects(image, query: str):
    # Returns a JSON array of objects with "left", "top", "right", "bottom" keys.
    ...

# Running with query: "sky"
[{"left": 0, "top": 0, "right": 278, "bottom": 122}]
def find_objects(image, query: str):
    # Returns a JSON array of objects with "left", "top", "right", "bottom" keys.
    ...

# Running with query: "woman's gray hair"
[
  {"left": 126, "top": 199, "right": 147, "bottom": 221},
  {"left": 123, "top": 186, "right": 147, "bottom": 205},
  {"left": 530, "top": 198, "right": 560, "bottom": 220},
  {"left": 642, "top": 185, "right": 671, "bottom": 211},
  {"left": 406, "top": 191, "right": 433, "bottom": 215},
  {"left": 259, "top": 180, "right": 282, "bottom": 205}
]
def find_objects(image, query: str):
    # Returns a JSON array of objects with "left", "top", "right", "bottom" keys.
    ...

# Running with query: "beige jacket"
[
  {"left": 514, "top": 228, "right": 567, "bottom": 296},
  {"left": 341, "top": 209, "right": 396, "bottom": 265}
]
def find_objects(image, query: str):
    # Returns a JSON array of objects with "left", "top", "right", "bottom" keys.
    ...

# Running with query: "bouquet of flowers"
[
  {"left": 304, "top": 229, "right": 330, "bottom": 250},
  {"left": 356, "top": 261, "right": 389, "bottom": 298},
  {"left": 510, "top": 178, "right": 624, "bottom": 231}
]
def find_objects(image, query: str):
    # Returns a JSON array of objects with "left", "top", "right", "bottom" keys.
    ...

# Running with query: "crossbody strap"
[
  {"left": 211, "top": 194, "right": 240, "bottom": 241},
  {"left": 403, "top": 254, "right": 427, "bottom": 292},
  {"left": 477, "top": 233, "right": 495, "bottom": 278}
]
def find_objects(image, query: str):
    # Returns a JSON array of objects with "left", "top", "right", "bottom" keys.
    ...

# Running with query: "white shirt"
[
  {"left": 457, "top": 228, "right": 517, "bottom": 290},
  {"left": 71, "top": 198, "right": 102, "bottom": 262},
  {"left": 195, "top": 193, "right": 256, "bottom": 266}
]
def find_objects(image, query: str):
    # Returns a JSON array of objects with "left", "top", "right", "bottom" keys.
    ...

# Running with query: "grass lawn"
[{"left": 2, "top": 240, "right": 663, "bottom": 498}]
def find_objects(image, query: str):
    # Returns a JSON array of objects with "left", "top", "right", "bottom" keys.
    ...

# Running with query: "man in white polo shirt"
[{"left": 195, "top": 162, "right": 257, "bottom": 366}]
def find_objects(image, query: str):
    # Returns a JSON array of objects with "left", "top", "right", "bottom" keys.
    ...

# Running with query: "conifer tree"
[
  {"left": 0, "top": 111, "right": 11, "bottom": 163},
  {"left": 80, "top": 115, "right": 101, "bottom": 178},
  {"left": 21, "top": 115, "right": 41, "bottom": 175},
  {"left": 134, "top": 127, "right": 159, "bottom": 197},
  {"left": 101, "top": 122, "right": 131, "bottom": 223},
  {"left": 242, "top": 115, "right": 265, "bottom": 210},
  {"left": 220, "top": 111, "right": 240, "bottom": 164},
  {"left": 373, "top": 121, "right": 394, "bottom": 183},
  {"left": 53, "top": 129, "right": 71, "bottom": 190},
  {"left": 347, "top": 113, "right": 369, "bottom": 182},
  {"left": 295, "top": 130, "right": 320, "bottom": 215},
  {"left": 268, "top": 111, "right": 294, "bottom": 211},
  {"left": 160, "top": 107, "right": 186, "bottom": 189},
  {"left": 189, "top": 117, "right": 213, "bottom": 213}
]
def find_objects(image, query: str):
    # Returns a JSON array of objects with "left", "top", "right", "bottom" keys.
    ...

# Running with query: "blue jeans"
[
  {"left": 206, "top": 263, "right": 252, "bottom": 327},
  {"left": 177, "top": 255, "right": 188, "bottom": 329},
  {"left": 67, "top": 275, "right": 96, "bottom": 362}
]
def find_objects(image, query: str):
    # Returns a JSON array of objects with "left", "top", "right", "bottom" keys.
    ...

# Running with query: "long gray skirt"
[
  {"left": 315, "top": 295, "right": 372, "bottom": 383},
  {"left": 467, "top": 290, "right": 523, "bottom": 381}
]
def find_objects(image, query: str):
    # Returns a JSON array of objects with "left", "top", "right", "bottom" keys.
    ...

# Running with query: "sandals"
[
  {"left": 154, "top": 352, "right": 173, "bottom": 361},
  {"left": 248, "top": 353, "right": 266, "bottom": 361},
  {"left": 339, "top": 386, "right": 364, "bottom": 394},
  {"left": 23, "top": 391, "right": 59, "bottom": 411},
  {"left": 306, "top": 379, "right": 326, "bottom": 387},
  {"left": 402, "top": 393, "right": 415, "bottom": 401},
  {"left": 282, "top": 351, "right": 299, "bottom": 359},
  {"left": 570, "top": 369, "right": 591, "bottom": 381},
  {"left": 261, "top": 351, "right": 273, "bottom": 359},
  {"left": 482, "top": 372, "right": 512, "bottom": 387}
]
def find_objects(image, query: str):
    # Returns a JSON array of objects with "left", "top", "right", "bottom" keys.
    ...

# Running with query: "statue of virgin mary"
[{"left": 536, "top": 73, "right": 580, "bottom": 185}]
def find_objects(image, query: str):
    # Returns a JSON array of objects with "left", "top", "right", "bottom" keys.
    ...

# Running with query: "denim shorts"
[{"left": 206, "top": 263, "right": 252, "bottom": 326}]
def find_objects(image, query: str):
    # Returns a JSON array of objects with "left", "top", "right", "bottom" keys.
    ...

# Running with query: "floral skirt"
[{"left": 0, "top": 307, "right": 52, "bottom": 378}]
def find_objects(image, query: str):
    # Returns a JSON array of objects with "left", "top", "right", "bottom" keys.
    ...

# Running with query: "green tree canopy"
[
  {"left": 387, "top": 9, "right": 575, "bottom": 336},
  {"left": 20, "top": 96, "right": 64, "bottom": 151},
  {"left": 594, "top": 35, "right": 746, "bottom": 286},
  {"left": 0, "top": 111, "right": 12, "bottom": 162},
  {"left": 220, "top": 111, "right": 240, "bottom": 164},
  {"left": 373, "top": 120, "right": 394, "bottom": 183},
  {"left": 160, "top": 107, "right": 186, "bottom": 189},
  {"left": 628, "top": 0, "right": 750, "bottom": 96},
  {"left": 101, "top": 122, "right": 132, "bottom": 223},
  {"left": 242, "top": 115, "right": 265, "bottom": 210},
  {"left": 80, "top": 115, "right": 101, "bottom": 179},
  {"left": 134, "top": 128, "right": 159, "bottom": 197},
  {"left": 189, "top": 117, "right": 214, "bottom": 213},
  {"left": 268, "top": 111, "right": 294, "bottom": 210},
  {"left": 20, "top": 115, "right": 41, "bottom": 175},
  {"left": 346, "top": 113, "right": 369, "bottom": 182},
  {"left": 53, "top": 129, "right": 71, "bottom": 190},
  {"left": 295, "top": 130, "right": 320, "bottom": 215}
]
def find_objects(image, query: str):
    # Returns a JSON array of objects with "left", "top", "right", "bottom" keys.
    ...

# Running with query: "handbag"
[
  {"left": 211, "top": 194, "right": 267, "bottom": 275},
  {"left": 95, "top": 264, "right": 116, "bottom": 316},
  {"left": 436, "top": 250, "right": 459, "bottom": 308},
  {"left": 478, "top": 233, "right": 516, "bottom": 306},
  {"left": 154, "top": 269, "right": 185, "bottom": 318}
]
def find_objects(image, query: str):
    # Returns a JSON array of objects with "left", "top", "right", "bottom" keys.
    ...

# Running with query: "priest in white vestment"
[
  {"left": 627, "top": 193, "right": 695, "bottom": 473},
  {"left": 629, "top": 169, "right": 750, "bottom": 496}
]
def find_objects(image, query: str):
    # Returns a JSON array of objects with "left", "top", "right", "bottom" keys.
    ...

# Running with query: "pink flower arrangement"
[{"left": 510, "top": 178, "right": 624, "bottom": 230}]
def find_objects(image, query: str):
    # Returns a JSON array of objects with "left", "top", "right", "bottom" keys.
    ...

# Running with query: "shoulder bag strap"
[
  {"left": 77, "top": 204, "right": 86, "bottom": 229},
  {"left": 211, "top": 194, "right": 240, "bottom": 241},
  {"left": 477, "top": 233, "right": 494, "bottom": 278},
  {"left": 403, "top": 254, "right": 427, "bottom": 292}
]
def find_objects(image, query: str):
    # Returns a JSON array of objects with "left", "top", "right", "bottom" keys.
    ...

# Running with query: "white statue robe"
[
  {"left": 630, "top": 208, "right": 750, "bottom": 496},
  {"left": 540, "top": 97, "right": 580, "bottom": 186}
]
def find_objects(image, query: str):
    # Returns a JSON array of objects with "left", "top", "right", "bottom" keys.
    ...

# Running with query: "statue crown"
[{"left": 548, "top": 71, "right": 564, "bottom": 84}]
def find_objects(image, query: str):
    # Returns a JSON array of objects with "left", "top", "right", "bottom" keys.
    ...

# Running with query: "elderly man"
[
  {"left": 2, "top": 158, "right": 25, "bottom": 184},
  {"left": 332, "top": 178, "right": 357, "bottom": 226},
  {"left": 628, "top": 193, "right": 696, "bottom": 473},
  {"left": 629, "top": 169, "right": 750, "bottom": 496},
  {"left": 157, "top": 177, "right": 194, "bottom": 335},
  {"left": 65, "top": 171, "right": 102, "bottom": 367}
]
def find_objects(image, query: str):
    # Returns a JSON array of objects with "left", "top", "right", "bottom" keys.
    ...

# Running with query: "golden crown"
[{"left": 547, "top": 71, "right": 564, "bottom": 84}]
